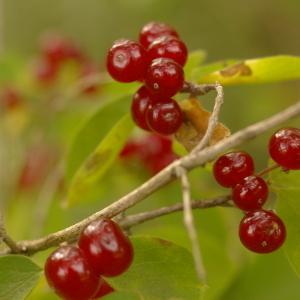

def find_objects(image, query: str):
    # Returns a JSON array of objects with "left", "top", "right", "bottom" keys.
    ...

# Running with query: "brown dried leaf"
[{"left": 175, "top": 98, "right": 230, "bottom": 151}]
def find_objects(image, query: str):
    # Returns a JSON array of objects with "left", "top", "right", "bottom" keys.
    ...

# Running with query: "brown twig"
[
  {"left": 192, "top": 82, "right": 224, "bottom": 152},
  {"left": 120, "top": 195, "right": 231, "bottom": 229},
  {"left": 0, "top": 213, "right": 21, "bottom": 253},
  {"left": 257, "top": 163, "right": 281, "bottom": 177},
  {"left": 1, "top": 101, "right": 300, "bottom": 256},
  {"left": 176, "top": 166, "right": 207, "bottom": 282},
  {"left": 180, "top": 81, "right": 217, "bottom": 96}
]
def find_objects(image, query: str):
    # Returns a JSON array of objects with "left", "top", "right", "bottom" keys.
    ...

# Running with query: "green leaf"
[
  {"left": 105, "top": 291, "right": 140, "bottom": 300},
  {"left": 0, "top": 255, "right": 42, "bottom": 300},
  {"left": 66, "top": 95, "right": 132, "bottom": 182},
  {"left": 270, "top": 167, "right": 300, "bottom": 277},
  {"left": 184, "top": 50, "right": 207, "bottom": 81},
  {"left": 220, "top": 250, "right": 300, "bottom": 300},
  {"left": 190, "top": 59, "right": 237, "bottom": 82},
  {"left": 0, "top": 54, "right": 25, "bottom": 84},
  {"left": 67, "top": 114, "right": 134, "bottom": 205},
  {"left": 107, "top": 236, "right": 203, "bottom": 300},
  {"left": 197, "top": 55, "right": 300, "bottom": 85}
]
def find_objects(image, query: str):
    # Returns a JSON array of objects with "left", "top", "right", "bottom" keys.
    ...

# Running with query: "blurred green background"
[
  {"left": 2, "top": 0, "right": 300, "bottom": 166},
  {"left": 1, "top": 0, "right": 300, "bottom": 299}
]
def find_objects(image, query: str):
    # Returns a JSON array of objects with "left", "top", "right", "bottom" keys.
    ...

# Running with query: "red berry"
[
  {"left": 35, "top": 59, "right": 58, "bottom": 83},
  {"left": 92, "top": 279, "right": 114, "bottom": 299},
  {"left": 106, "top": 39, "right": 147, "bottom": 82},
  {"left": 239, "top": 210, "right": 286, "bottom": 253},
  {"left": 45, "top": 246, "right": 100, "bottom": 300},
  {"left": 146, "top": 99, "right": 183, "bottom": 135},
  {"left": 145, "top": 58, "right": 184, "bottom": 97},
  {"left": 145, "top": 151, "right": 178, "bottom": 174},
  {"left": 148, "top": 36, "right": 188, "bottom": 66},
  {"left": 213, "top": 151, "right": 255, "bottom": 188},
  {"left": 78, "top": 218, "right": 134, "bottom": 277},
  {"left": 138, "top": 134, "right": 173, "bottom": 161},
  {"left": 18, "top": 144, "right": 56, "bottom": 190},
  {"left": 232, "top": 175, "right": 268, "bottom": 211},
  {"left": 139, "top": 22, "right": 179, "bottom": 48},
  {"left": 0, "top": 87, "right": 22, "bottom": 111},
  {"left": 119, "top": 140, "right": 141, "bottom": 159},
  {"left": 131, "top": 86, "right": 157, "bottom": 131},
  {"left": 40, "top": 35, "right": 70, "bottom": 65},
  {"left": 269, "top": 127, "right": 300, "bottom": 170}
]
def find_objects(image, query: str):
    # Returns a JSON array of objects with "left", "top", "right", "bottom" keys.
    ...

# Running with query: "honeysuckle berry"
[
  {"left": 106, "top": 39, "right": 148, "bottom": 82},
  {"left": 232, "top": 175, "right": 268, "bottom": 211},
  {"left": 213, "top": 151, "right": 255, "bottom": 188},
  {"left": 148, "top": 36, "right": 188, "bottom": 66},
  {"left": 146, "top": 99, "right": 183, "bottom": 135},
  {"left": 239, "top": 210, "right": 286, "bottom": 253},
  {"left": 45, "top": 245, "right": 100, "bottom": 300},
  {"left": 131, "top": 86, "right": 155, "bottom": 131},
  {"left": 269, "top": 127, "right": 300, "bottom": 170},
  {"left": 145, "top": 58, "right": 184, "bottom": 98},
  {"left": 78, "top": 218, "right": 134, "bottom": 277},
  {"left": 139, "top": 21, "right": 179, "bottom": 48},
  {"left": 35, "top": 58, "right": 58, "bottom": 83}
]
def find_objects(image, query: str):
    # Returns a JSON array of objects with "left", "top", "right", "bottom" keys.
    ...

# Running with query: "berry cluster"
[
  {"left": 213, "top": 127, "right": 300, "bottom": 254},
  {"left": 106, "top": 22, "right": 188, "bottom": 135},
  {"left": 120, "top": 134, "right": 178, "bottom": 174},
  {"left": 35, "top": 34, "right": 99, "bottom": 94},
  {"left": 45, "top": 218, "right": 133, "bottom": 299}
]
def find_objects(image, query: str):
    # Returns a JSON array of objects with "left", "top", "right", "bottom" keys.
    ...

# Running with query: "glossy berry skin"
[
  {"left": 92, "top": 280, "right": 114, "bottom": 299},
  {"left": 45, "top": 246, "right": 100, "bottom": 300},
  {"left": 106, "top": 39, "right": 147, "bottom": 83},
  {"left": 145, "top": 58, "right": 184, "bottom": 98},
  {"left": 213, "top": 151, "right": 255, "bottom": 188},
  {"left": 146, "top": 99, "right": 183, "bottom": 135},
  {"left": 148, "top": 36, "right": 188, "bottom": 66},
  {"left": 131, "top": 86, "right": 155, "bottom": 131},
  {"left": 269, "top": 127, "right": 300, "bottom": 170},
  {"left": 78, "top": 218, "right": 134, "bottom": 277},
  {"left": 139, "top": 21, "right": 179, "bottom": 48},
  {"left": 232, "top": 175, "right": 268, "bottom": 211},
  {"left": 239, "top": 210, "right": 286, "bottom": 253}
]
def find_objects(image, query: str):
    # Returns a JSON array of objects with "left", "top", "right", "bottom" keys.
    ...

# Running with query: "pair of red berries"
[
  {"left": 45, "top": 218, "right": 134, "bottom": 300},
  {"left": 106, "top": 22, "right": 187, "bottom": 135},
  {"left": 213, "top": 127, "right": 300, "bottom": 253},
  {"left": 120, "top": 134, "right": 178, "bottom": 174}
]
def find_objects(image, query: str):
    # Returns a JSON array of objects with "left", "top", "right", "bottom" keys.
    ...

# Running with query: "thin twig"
[
  {"left": 180, "top": 82, "right": 217, "bottom": 96},
  {"left": 1, "top": 101, "right": 300, "bottom": 256},
  {"left": 120, "top": 195, "right": 232, "bottom": 229},
  {"left": 0, "top": 213, "right": 21, "bottom": 253},
  {"left": 176, "top": 166, "right": 206, "bottom": 282},
  {"left": 192, "top": 82, "right": 224, "bottom": 153},
  {"left": 257, "top": 163, "right": 281, "bottom": 177}
]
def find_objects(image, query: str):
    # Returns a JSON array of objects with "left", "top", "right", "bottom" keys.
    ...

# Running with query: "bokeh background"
[{"left": 1, "top": 0, "right": 300, "bottom": 299}]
